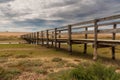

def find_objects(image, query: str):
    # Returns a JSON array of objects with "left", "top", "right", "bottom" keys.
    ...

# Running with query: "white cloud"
[{"left": 0, "top": 0, "right": 119, "bottom": 32}]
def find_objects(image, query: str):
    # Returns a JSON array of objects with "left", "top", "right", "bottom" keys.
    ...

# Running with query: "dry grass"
[
  {"left": 0, "top": 43, "right": 119, "bottom": 80},
  {"left": 0, "top": 32, "right": 28, "bottom": 37},
  {"left": 0, "top": 31, "right": 120, "bottom": 79},
  {"left": 59, "top": 34, "right": 120, "bottom": 40},
  {"left": 0, "top": 44, "right": 84, "bottom": 80}
]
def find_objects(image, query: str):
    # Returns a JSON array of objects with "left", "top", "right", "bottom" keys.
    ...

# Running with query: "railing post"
[
  {"left": 51, "top": 31, "right": 54, "bottom": 47},
  {"left": 41, "top": 31, "right": 44, "bottom": 46},
  {"left": 68, "top": 25, "right": 72, "bottom": 53},
  {"left": 93, "top": 19, "right": 98, "bottom": 60},
  {"left": 30, "top": 33, "right": 32, "bottom": 44},
  {"left": 55, "top": 28, "right": 57, "bottom": 48},
  {"left": 34, "top": 32, "right": 36, "bottom": 44},
  {"left": 35, "top": 32, "right": 38, "bottom": 44},
  {"left": 32, "top": 33, "right": 33, "bottom": 44},
  {"left": 58, "top": 30, "right": 61, "bottom": 48},
  {"left": 37, "top": 32, "right": 39, "bottom": 45},
  {"left": 46, "top": 30, "right": 49, "bottom": 48},
  {"left": 27, "top": 34, "right": 30, "bottom": 44},
  {"left": 84, "top": 27, "right": 88, "bottom": 54},
  {"left": 25, "top": 34, "right": 27, "bottom": 43},
  {"left": 31, "top": 33, "right": 33, "bottom": 44},
  {"left": 32, "top": 33, "right": 34, "bottom": 44},
  {"left": 112, "top": 24, "right": 116, "bottom": 60}
]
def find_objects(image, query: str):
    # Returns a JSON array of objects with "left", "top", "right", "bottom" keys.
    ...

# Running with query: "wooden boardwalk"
[{"left": 21, "top": 14, "right": 120, "bottom": 60}]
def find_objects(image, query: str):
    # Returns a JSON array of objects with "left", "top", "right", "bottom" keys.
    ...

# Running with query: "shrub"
[
  {"left": 47, "top": 70, "right": 70, "bottom": 80},
  {"left": 66, "top": 63, "right": 77, "bottom": 68},
  {"left": 0, "top": 67, "right": 21, "bottom": 80},
  {"left": 70, "top": 63, "right": 120, "bottom": 80},
  {"left": 0, "top": 53, "right": 13, "bottom": 58},
  {"left": 36, "top": 69, "right": 48, "bottom": 75},
  {"left": 52, "top": 57, "right": 62, "bottom": 62},
  {"left": 18, "top": 60, "right": 43, "bottom": 67},
  {"left": 15, "top": 54, "right": 30, "bottom": 58},
  {"left": 48, "top": 63, "right": 120, "bottom": 80},
  {"left": 7, "top": 60, "right": 43, "bottom": 72}
]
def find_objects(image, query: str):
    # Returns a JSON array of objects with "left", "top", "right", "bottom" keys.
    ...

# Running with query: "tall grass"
[{"left": 47, "top": 63, "right": 120, "bottom": 80}]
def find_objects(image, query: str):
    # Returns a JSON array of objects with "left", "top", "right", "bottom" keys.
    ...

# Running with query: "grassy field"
[
  {"left": 0, "top": 33, "right": 120, "bottom": 80},
  {"left": 0, "top": 44, "right": 120, "bottom": 80}
]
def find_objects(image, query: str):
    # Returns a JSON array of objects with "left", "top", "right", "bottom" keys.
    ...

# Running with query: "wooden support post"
[
  {"left": 68, "top": 25, "right": 72, "bottom": 53},
  {"left": 46, "top": 30, "right": 49, "bottom": 48},
  {"left": 51, "top": 31, "right": 54, "bottom": 47},
  {"left": 84, "top": 27, "right": 88, "bottom": 54},
  {"left": 26, "top": 34, "right": 28, "bottom": 43},
  {"left": 30, "top": 33, "right": 32, "bottom": 44},
  {"left": 32, "top": 33, "right": 34, "bottom": 44},
  {"left": 37, "top": 32, "right": 39, "bottom": 45},
  {"left": 29, "top": 34, "right": 31, "bottom": 44},
  {"left": 41, "top": 31, "right": 44, "bottom": 46},
  {"left": 35, "top": 32, "right": 37, "bottom": 44},
  {"left": 93, "top": 19, "right": 98, "bottom": 60},
  {"left": 55, "top": 28, "right": 57, "bottom": 48},
  {"left": 34, "top": 32, "right": 36, "bottom": 44},
  {"left": 27, "top": 34, "right": 30, "bottom": 44},
  {"left": 112, "top": 24, "right": 116, "bottom": 60},
  {"left": 58, "top": 30, "right": 61, "bottom": 48},
  {"left": 31, "top": 33, "right": 33, "bottom": 44}
]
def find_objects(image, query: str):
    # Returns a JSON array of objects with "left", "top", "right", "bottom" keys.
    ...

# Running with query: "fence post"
[
  {"left": 46, "top": 30, "right": 49, "bottom": 48},
  {"left": 84, "top": 27, "right": 88, "bottom": 54},
  {"left": 51, "top": 31, "right": 54, "bottom": 47},
  {"left": 41, "top": 31, "right": 44, "bottom": 46},
  {"left": 93, "top": 19, "right": 98, "bottom": 60},
  {"left": 68, "top": 25, "right": 72, "bottom": 53},
  {"left": 27, "top": 34, "right": 30, "bottom": 44},
  {"left": 34, "top": 32, "right": 36, "bottom": 44},
  {"left": 112, "top": 24, "right": 116, "bottom": 60},
  {"left": 29, "top": 33, "right": 31, "bottom": 44},
  {"left": 37, "top": 32, "right": 39, "bottom": 45},
  {"left": 55, "top": 28, "right": 57, "bottom": 48},
  {"left": 35, "top": 32, "right": 37, "bottom": 44},
  {"left": 31, "top": 33, "right": 33, "bottom": 44},
  {"left": 58, "top": 30, "right": 61, "bottom": 48}
]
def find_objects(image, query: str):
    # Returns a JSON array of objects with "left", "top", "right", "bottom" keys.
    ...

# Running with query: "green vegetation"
[
  {"left": 36, "top": 69, "right": 48, "bottom": 75},
  {"left": 47, "top": 63, "right": 120, "bottom": 80},
  {"left": 52, "top": 57, "right": 63, "bottom": 62},
  {"left": 0, "top": 67, "right": 21, "bottom": 80},
  {"left": 0, "top": 44, "right": 119, "bottom": 80}
]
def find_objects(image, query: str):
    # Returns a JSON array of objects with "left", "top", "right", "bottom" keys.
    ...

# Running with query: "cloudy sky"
[{"left": 0, "top": 0, "right": 120, "bottom": 32}]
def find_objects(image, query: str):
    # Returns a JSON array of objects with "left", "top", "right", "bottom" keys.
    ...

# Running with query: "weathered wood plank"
[
  {"left": 46, "top": 30, "right": 49, "bottom": 48},
  {"left": 37, "top": 32, "right": 39, "bottom": 45},
  {"left": 98, "top": 14, "right": 120, "bottom": 21},
  {"left": 41, "top": 31, "right": 44, "bottom": 46},
  {"left": 112, "top": 24, "right": 116, "bottom": 60},
  {"left": 58, "top": 30, "right": 61, "bottom": 48},
  {"left": 84, "top": 27, "right": 88, "bottom": 54},
  {"left": 55, "top": 28, "right": 57, "bottom": 48},
  {"left": 68, "top": 25, "right": 72, "bottom": 52},
  {"left": 93, "top": 19, "right": 98, "bottom": 60}
]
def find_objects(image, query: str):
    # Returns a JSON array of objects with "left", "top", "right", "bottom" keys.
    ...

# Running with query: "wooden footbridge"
[{"left": 21, "top": 14, "right": 120, "bottom": 60}]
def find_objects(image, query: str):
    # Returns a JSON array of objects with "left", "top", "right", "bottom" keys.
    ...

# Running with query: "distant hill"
[{"left": 0, "top": 32, "right": 29, "bottom": 38}]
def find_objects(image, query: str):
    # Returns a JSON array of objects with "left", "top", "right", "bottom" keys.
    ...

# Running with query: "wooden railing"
[{"left": 21, "top": 14, "right": 120, "bottom": 60}]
